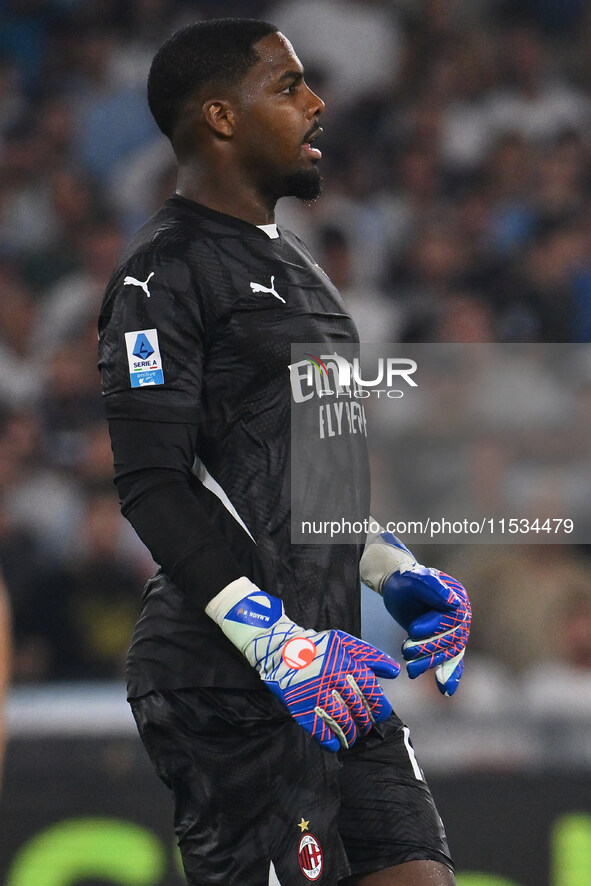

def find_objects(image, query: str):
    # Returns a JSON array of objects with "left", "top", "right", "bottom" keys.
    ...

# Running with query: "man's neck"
[{"left": 175, "top": 166, "right": 276, "bottom": 226}]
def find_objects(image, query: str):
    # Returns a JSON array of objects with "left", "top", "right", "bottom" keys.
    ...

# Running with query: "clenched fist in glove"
[
  {"left": 360, "top": 531, "right": 471, "bottom": 696},
  {"left": 206, "top": 577, "right": 400, "bottom": 751}
]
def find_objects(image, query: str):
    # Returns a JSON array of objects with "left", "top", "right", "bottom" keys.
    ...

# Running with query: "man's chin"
[{"left": 284, "top": 167, "right": 323, "bottom": 201}]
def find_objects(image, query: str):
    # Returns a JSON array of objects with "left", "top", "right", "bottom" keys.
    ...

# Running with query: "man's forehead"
[{"left": 249, "top": 31, "right": 303, "bottom": 82}]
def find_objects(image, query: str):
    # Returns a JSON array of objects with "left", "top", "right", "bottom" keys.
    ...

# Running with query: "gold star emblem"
[{"left": 298, "top": 818, "right": 310, "bottom": 832}]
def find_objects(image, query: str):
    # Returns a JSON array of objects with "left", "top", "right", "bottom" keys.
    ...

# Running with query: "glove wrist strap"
[{"left": 206, "top": 577, "right": 289, "bottom": 659}]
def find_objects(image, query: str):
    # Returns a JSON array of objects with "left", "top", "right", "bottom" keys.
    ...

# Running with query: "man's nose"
[{"left": 305, "top": 84, "right": 325, "bottom": 118}]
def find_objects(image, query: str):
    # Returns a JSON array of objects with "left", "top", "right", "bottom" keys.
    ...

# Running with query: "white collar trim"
[{"left": 257, "top": 223, "right": 279, "bottom": 239}]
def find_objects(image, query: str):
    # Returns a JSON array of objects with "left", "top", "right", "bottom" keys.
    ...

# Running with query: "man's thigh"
[
  {"left": 338, "top": 714, "right": 454, "bottom": 879},
  {"left": 130, "top": 687, "right": 350, "bottom": 885},
  {"left": 341, "top": 859, "right": 455, "bottom": 885},
  {"left": 130, "top": 690, "right": 453, "bottom": 885}
]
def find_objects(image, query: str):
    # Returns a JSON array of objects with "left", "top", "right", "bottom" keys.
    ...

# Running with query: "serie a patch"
[{"left": 125, "top": 328, "right": 164, "bottom": 387}]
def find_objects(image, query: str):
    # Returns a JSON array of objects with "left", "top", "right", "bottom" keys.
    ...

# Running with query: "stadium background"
[{"left": 1, "top": 1, "right": 591, "bottom": 884}]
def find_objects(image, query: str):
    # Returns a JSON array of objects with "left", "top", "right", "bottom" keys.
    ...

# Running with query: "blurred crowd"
[{"left": 0, "top": 0, "right": 591, "bottom": 709}]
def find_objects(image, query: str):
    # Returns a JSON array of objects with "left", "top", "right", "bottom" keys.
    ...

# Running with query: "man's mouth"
[{"left": 302, "top": 126, "right": 323, "bottom": 160}]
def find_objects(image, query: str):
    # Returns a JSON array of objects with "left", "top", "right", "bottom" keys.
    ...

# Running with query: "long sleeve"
[{"left": 108, "top": 416, "right": 244, "bottom": 606}]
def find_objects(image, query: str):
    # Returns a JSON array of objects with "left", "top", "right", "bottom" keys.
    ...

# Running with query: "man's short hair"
[{"left": 147, "top": 18, "right": 278, "bottom": 140}]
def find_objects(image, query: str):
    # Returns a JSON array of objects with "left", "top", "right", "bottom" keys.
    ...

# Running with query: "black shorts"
[{"left": 130, "top": 688, "right": 453, "bottom": 885}]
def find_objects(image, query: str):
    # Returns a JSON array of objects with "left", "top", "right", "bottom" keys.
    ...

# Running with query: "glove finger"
[
  {"left": 268, "top": 680, "right": 345, "bottom": 751},
  {"left": 278, "top": 672, "right": 357, "bottom": 750},
  {"left": 406, "top": 648, "right": 450, "bottom": 678},
  {"left": 346, "top": 661, "right": 393, "bottom": 724},
  {"left": 361, "top": 649, "right": 400, "bottom": 680},
  {"left": 336, "top": 633, "right": 400, "bottom": 679},
  {"left": 402, "top": 624, "right": 465, "bottom": 662},
  {"left": 333, "top": 678, "right": 373, "bottom": 735},
  {"left": 435, "top": 651, "right": 465, "bottom": 697},
  {"left": 366, "top": 683, "right": 392, "bottom": 723},
  {"left": 409, "top": 605, "right": 470, "bottom": 641},
  {"left": 394, "top": 567, "right": 461, "bottom": 611},
  {"left": 407, "top": 610, "right": 451, "bottom": 640},
  {"left": 316, "top": 691, "right": 358, "bottom": 748},
  {"left": 295, "top": 709, "right": 342, "bottom": 752},
  {"left": 370, "top": 657, "right": 401, "bottom": 680},
  {"left": 438, "top": 572, "right": 470, "bottom": 604}
]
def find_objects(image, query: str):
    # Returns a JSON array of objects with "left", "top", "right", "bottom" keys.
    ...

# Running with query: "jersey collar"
[{"left": 167, "top": 195, "right": 281, "bottom": 240}]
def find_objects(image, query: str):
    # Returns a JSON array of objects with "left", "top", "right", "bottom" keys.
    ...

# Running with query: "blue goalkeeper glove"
[
  {"left": 360, "top": 531, "right": 471, "bottom": 696},
  {"left": 206, "top": 577, "right": 400, "bottom": 752}
]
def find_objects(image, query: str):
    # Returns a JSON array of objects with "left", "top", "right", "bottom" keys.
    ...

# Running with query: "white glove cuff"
[
  {"left": 360, "top": 542, "right": 416, "bottom": 593},
  {"left": 205, "top": 576, "right": 260, "bottom": 625}
]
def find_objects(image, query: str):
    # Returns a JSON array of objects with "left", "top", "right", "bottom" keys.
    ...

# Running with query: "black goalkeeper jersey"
[{"left": 98, "top": 196, "right": 369, "bottom": 695}]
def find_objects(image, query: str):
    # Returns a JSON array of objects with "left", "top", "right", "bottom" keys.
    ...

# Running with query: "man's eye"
[{"left": 282, "top": 81, "right": 298, "bottom": 95}]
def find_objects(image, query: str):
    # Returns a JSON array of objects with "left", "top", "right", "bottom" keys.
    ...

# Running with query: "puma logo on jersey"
[
  {"left": 250, "top": 276, "right": 285, "bottom": 303},
  {"left": 124, "top": 272, "right": 154, "bottom": 297}
]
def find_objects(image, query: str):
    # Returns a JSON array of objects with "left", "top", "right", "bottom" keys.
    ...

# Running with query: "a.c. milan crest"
[{"left": 298, "top": 833, "right": 323, "bottom": 880}]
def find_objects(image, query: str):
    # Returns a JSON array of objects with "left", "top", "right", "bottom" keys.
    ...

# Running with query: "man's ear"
[{"left": 202, "top": 99, "right": 235, "bottom": 138}]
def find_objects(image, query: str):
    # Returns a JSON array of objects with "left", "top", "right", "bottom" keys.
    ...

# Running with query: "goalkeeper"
[{"left": 99, "top": 18, "right": 470, "bottom": 886}]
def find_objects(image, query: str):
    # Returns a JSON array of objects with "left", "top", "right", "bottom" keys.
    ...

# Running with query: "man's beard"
[{"left": 284, "top": 166, "right": 323, "bottom": 201}]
